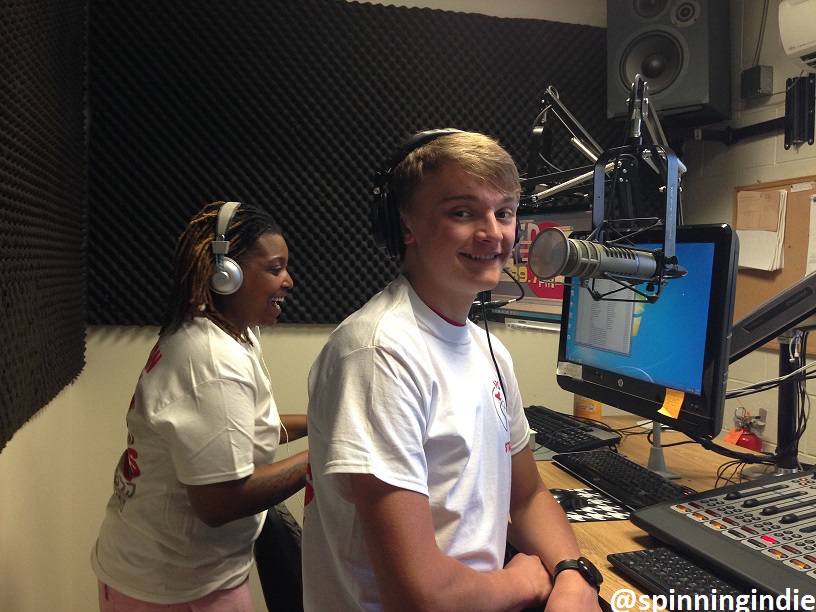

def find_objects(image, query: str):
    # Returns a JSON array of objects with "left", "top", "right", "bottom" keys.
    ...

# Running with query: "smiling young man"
[{"left": 302, "top": 132, "right": 602, "bottom": 611}]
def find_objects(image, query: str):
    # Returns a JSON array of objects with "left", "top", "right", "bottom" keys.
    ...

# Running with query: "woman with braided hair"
[{"left": 91, "top": 200, "right": 307, "bottom": 611}]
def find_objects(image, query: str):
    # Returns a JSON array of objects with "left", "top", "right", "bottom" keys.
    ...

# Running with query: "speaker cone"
[
  {"left": 633, "top": 0, "right": 668, "bottom": 19},
  {"left": 671, "top": 0, "right": 700, "bottom": 27},
  {"left": 620, "top": 32, "right": 683, "bottom": 94}
]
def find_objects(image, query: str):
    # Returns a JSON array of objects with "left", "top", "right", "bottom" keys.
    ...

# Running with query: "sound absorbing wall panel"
[
  {"left": 88, "top": 0, "right": 616, "bottom": 325},
  {"left": 0, "top": 0, "right": 88, "bottom": 451}
]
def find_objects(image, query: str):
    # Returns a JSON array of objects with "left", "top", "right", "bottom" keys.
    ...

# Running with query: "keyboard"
[
  {"left": 608, "top": 547, "right": 746, "bottom": 596},
  {"left": 552, "top": 449, "right": 693, "bottom": 510},
  {"left": 524, "top": 405, "right": 620, "bottom": 455}
]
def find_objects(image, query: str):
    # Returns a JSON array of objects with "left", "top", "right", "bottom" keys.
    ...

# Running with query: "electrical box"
[{"left": 740, "top": 65, "right": 773, "bottom": 100}]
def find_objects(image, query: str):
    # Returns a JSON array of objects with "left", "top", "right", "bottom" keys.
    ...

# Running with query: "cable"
[
  {"left": 726, "top": 361, "right": 816, "bottom": 398},
  {"left": 503, "top": 266, "right": 526, "bottom": 303},
  {"left": 480, "top": 298, "right": 509, "bottom": 432},
  {"left": 469, "top": 268, "right": 526, "bottom": 322},
  {"left": 751, "top": 0, "right": 770, "bottom": 68},
  {"left": 258, "top": 327, "right": 304, "bottom": 511}
]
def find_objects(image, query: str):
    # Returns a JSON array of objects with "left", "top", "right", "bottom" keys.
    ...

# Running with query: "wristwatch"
[{"left": 552, "top": 556, "right": 603, "bottom": 592}]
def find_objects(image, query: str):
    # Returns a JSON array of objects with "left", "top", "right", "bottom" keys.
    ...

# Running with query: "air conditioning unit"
[{"left": 779, "top": 0, "right": 816, "bottom": 72}]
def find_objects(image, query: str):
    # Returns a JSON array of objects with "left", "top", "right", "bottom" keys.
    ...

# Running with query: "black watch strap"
[{"left": 553, "top": 556, "right": 603, "bottom": 592}]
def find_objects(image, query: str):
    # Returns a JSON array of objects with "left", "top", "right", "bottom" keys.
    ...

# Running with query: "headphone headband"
[
  {"left": 373, "top": 129, "right": 465, "bottom": 191},
  {"left": 371, "top": 129, "right": 464, "bottom": 259},
  {"left": 212, "top": 201, "right": 241, "bottom": 256}
]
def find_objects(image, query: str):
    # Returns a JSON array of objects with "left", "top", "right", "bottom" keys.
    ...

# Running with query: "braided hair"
[{"left": 160, "top": 201, "right": 283, "bottom": 342}]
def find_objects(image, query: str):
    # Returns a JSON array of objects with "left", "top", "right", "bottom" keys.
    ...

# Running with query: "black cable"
[
  {"left": 504, "top": 266, "right": 526, "bottom": 304},
  {"left": 726, "top": 372, "right": 816, "bottom": 398},
  {"left": 752, "top": 0, "right": 770, "bottom": 68},
  {"left": 480, "top": 298, "right": 509, "bottom": 432}
]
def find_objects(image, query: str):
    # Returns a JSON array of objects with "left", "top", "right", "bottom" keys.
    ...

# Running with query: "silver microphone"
[{"left": 528, "top": 226, "right": 683, "bottom": 282}]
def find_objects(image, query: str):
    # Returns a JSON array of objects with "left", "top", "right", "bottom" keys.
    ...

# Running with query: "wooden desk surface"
[{"left": 536, "top": 415, "right": 747, "bottom": 601}]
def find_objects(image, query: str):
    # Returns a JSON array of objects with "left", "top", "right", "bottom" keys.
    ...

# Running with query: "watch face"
[
  {"left": 555, "top": 557, "right": 603, "bottom": 591},
  {"left": 578, "top": 557, "right": 604, "bottom": 585}
]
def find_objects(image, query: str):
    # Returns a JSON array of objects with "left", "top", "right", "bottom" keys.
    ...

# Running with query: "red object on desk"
[{"left": 736, "top": 428, "right": 763, "bottom": 452}]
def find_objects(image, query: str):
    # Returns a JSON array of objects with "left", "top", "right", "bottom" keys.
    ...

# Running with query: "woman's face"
[{"left": 218, "top": 233, "right": 293, "bottom": 330}]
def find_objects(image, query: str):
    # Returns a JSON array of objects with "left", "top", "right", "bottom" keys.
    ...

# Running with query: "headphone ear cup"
[
  {"left": 210, "top": 256, "right": 243, "bottom": 295},
  {"left": 371, "top": 190, "right": 404, "bottom": 260},
  {"left": 382, "top": 193, "right": 404, "bottom": 259},
  {"left": 371, "top": 191, "right": 388, "bottom": 252}
]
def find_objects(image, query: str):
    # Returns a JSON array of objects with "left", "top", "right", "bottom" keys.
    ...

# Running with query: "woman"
[{"left": 91, "top": 201, "right": 307, "bottom": 611}]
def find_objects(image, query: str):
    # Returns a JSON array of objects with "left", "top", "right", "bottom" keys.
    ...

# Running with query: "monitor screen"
[
  {"left": 556, "top": 224, "right": 739, "bottom": 438},
  {"left": 489, "top": 210, "right": 592, "bottom": 324}
]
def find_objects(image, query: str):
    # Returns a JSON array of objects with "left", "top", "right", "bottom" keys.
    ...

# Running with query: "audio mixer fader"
[{"left": 631, "top": 470, "right": 816, "bottom": 595}]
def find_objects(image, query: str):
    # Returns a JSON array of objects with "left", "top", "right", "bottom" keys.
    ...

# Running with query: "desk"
[{"left": 536, "top": 416, "right": 749, "bottom": 602}]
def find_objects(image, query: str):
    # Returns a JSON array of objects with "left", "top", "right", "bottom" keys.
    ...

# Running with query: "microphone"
[{"left": 527, "top": 226, "right": 686, "bottom": 283}]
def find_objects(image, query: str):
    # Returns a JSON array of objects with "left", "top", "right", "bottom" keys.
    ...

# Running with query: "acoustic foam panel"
[
  {"left": 88, "top": 0, "right": 617, "bottom": 325},
  {"left": 0, "top": 0, "right": 87, "bottom": 451}
]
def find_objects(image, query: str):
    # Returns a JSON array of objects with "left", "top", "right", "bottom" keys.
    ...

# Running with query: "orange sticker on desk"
[{"left": 657, "top": 388, "right": 684, "bottom": 419}]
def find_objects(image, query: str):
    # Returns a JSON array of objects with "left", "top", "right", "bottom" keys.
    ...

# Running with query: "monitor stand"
[
  {"left": 646, "top": 421, "right": 681, "bottom": 479},
  {"left": 771, "top": 329, "right": 805, "bottom": 474}
]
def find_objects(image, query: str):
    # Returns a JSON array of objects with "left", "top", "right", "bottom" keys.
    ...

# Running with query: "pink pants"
[{"left": 98, "top": 580, "right": 254, "bottom": 611}]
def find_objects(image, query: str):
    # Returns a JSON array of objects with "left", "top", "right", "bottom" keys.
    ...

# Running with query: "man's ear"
[{"left": 400, "top": 214, "right": 416, "bottom": 247}]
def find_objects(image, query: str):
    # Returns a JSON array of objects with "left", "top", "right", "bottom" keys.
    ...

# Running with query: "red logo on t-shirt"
[
  {"left": 122, "top": 448, "right": 140, "bottom": 482},
  {"left": 304, "top": 462, "right": 314, "bottom": 507}
]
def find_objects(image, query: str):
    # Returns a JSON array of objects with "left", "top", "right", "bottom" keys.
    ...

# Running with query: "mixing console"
[{"left": 631, "top": 469, "right": 816, "bottom": 595}]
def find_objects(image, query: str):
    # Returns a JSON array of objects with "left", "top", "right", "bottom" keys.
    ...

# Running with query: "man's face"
[{"left": 400, "top": 163, "right": 518, "bottom": 319}]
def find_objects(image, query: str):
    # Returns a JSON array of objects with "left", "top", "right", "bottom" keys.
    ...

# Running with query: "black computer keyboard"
[
  {"left": 608, "top": 547, "right": 746, "bottom": 596},
  {"left": 524, "top": 405, "right": 620, "bottom": 454},
  {"left": 553, "top": 449, "right": 693, "bottom": 510}
]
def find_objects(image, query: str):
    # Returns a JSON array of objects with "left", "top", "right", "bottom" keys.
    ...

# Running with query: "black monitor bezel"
[{"left": 555, "top": 224, "right": 739, "bottom": 438}]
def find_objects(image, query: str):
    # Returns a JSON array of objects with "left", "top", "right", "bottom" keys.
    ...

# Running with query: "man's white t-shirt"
[
  {"left": 302, "top": 276, "right": 530, "bottom": 611},
  {"left": 91, "top": 318, "right": 280, "bottom": 604}
]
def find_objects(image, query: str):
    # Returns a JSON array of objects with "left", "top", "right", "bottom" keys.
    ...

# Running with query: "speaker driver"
[
  {"left": 633, "top": 0, "right": 668, "bottom": 19},
  {"left": 620, "top": 33, "right": 683, "bottom": 94},
  {"left": 671, "top": 0, "right": 700, "bottom": 27}
]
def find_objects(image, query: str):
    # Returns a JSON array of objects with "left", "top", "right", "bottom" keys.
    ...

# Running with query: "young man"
[{"left": 302, "top": 131, "right": 603, "bottom": 611}]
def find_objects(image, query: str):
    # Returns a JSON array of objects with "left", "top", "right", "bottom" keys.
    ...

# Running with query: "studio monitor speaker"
[{"left": 607, "top": 0, "right": 731, "bottom": 126}]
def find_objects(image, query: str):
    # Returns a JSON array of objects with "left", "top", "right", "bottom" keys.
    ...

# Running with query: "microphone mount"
[
  {"left": 520, "top": 86, "right": 609, "bottom": 211},
  {"left": 582, "top": 75, "right": 686, "bottom": 303}
]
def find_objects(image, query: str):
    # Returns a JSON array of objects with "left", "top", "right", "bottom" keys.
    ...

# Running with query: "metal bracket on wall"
[
  {"left": 784, "top": 73, "right": 816, "bottom": 149},
  {"left": 680, "top": 73, "right": 815, "bottom": 148}
]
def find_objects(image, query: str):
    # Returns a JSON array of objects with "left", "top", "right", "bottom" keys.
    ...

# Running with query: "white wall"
[
  {"left": 2, "top": 1, "right": 816, "bottom": 610},
  {"left": 379, "top": 0, "right": 606, "bottom": 25},
  {"left": 682, "top": 0, "right": 816, "bottom": 465}
]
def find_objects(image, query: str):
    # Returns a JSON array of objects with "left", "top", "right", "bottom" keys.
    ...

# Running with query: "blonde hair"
[{"left": 390, "top": 130, "right": 520, "bottom": 214}]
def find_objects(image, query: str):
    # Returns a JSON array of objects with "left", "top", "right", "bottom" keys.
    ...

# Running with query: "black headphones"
[
  {"left": 210, "top": 201, "right": 243, "bottom": 295},
  {"left": 371, "top": 129, "right": 521, "bottom": 260}
]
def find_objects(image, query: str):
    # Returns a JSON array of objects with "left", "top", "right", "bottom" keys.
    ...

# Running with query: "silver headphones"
[{"left": 210, "top": 201, "right": 243, "bottom": 295}]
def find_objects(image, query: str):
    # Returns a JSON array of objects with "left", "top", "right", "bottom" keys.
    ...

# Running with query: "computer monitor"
[
  {"left": 555, "top": 224, "right": 739, "bottom": 438},
  {"left": 489, "top": 210, "right": 592, "bottom": 324}
]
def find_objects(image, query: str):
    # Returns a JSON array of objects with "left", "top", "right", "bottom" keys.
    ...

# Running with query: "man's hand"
[
  {"left": 503, "top": 552, "right": 553, "bottom": 606},
  {"left": 541, "top": 569, "right": 603, "bottom": 612}
]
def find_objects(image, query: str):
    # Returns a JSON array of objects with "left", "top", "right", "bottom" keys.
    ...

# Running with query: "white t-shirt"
[
  {"left": 90, "top": 318, "right": 280, "bottom": 604},
  {"left": 302, "top": 276, "right": 530, "bottom": 611}
]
